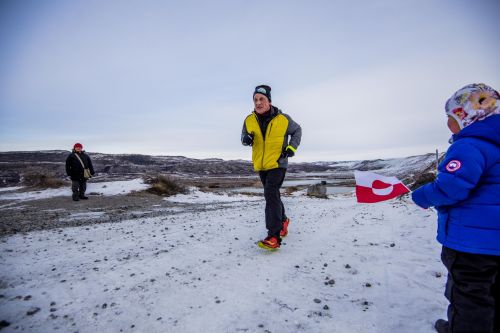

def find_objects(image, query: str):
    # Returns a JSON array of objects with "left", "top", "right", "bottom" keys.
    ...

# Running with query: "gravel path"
[{"left": 0, "top": 191, "right": 234, "bottom": 236}]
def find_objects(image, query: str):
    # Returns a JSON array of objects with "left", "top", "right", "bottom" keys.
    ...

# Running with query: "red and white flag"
[{"left": 354, "top": 170, "right": 410, "bottom": 203}]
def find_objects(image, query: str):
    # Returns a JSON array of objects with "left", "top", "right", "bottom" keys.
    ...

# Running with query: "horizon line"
[{"left": 0, "top": 149, "right": 439, "bottom": 164}]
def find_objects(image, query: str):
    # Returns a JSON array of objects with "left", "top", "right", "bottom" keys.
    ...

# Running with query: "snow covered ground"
[
  {"left": 0, "top": 179, "right": 149, "bottom": 201},
  {"left": 0, "top": 190, "right": 447, "bottom": 333}
]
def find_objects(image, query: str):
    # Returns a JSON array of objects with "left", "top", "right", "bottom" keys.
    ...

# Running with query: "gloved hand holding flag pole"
[{"left": 354, "top": 170, "right": 410, "bottom": 203}]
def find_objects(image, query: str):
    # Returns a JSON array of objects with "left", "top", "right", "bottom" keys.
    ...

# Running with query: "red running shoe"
[
  {"left": 257, "top": 236, "right": 280, "bottom": 250},
  {"left": 280, "top": 218, "right": 290, "bottom": 238}
]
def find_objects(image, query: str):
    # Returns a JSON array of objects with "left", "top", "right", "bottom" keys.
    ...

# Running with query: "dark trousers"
[
  {"left": 259, "top": 168, "right": 287, "bottom": 239},
  {"left": 441, "top": 246, "right": 500, "bottom": 333},
  {"left": 71, "top": 180, "right": 87, "bottom": 198}
]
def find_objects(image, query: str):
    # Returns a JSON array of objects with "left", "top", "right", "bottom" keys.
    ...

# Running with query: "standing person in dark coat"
[
  {"left": 412, "top": 83, "right": 500, "bottom": 333},
  {"left": 241, "top": 85, "right": 302, "bottom": 250},
  {"left": 65, "top": 143, "right": 95, "bottom": 201}
]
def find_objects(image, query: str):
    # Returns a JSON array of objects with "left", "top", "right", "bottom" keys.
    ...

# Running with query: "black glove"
[
  {"left": 242, "top": 133, "right": 254, "bottom": 146},
  {"left": 282, "top": 146, "right": 295, "bottom": 158}
]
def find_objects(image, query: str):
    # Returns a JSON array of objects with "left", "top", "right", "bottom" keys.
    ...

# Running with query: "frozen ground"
[
  {"left": 0, "top": 179, "right": 149, "bottom": 202},
  {"left": 0, "top": 187, "right": 447, "bottom": 333}
]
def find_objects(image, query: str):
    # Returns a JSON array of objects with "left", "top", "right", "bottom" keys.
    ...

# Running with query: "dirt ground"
[
  {"left": 0, "top": 190, "right": 236, "bottom": 237},
  {"left": 0, "top": 174, "right": 266, "bottom": 237}
]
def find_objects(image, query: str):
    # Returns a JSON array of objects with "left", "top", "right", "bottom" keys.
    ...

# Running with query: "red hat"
[{"left": 73, "top": 143, "right": 83, "bottom": 149}]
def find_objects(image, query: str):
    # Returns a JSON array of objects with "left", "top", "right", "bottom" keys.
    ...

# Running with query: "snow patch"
[
  {"left": 89, "top": 178, "right": 149, "bottom": 196},
  {"left": 68, "top": 212, "right": 106, "bottom": 219},
  {"left": 0, "top": 186, "right": 23, "bottom": 193},
  {"left": 166, "top": 187, "right": 261, "bottom": 204},
  {"left": 0, "top": 179, "right": 149, "bottom": 201}
]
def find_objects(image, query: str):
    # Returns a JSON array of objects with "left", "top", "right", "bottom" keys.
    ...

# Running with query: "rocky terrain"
[
  {"left": 0, "top": 150, "right": 441, "bottom": 188},
  {"left": 0, "top": 150, "right": 334, "bottom": 187},
  {"left": 0, "top": 191, "right": 170, "bottom": 236}
]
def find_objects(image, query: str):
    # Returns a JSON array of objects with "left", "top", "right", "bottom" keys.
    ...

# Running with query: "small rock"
[
  {"left": 345, "top": 264, "right": 351, "bottom": 269},
  {"left": 50, "top": 301, "right": 56, "bottom": 306},
  {"left": 102, "top": 303, "right": 107, "bottom": 309},
  {"left": 323, "top": 305, "right": 329, "bottom": 310},
  {"left": 390, "top": 243, "right": 395, "bottom": 247},
  {"left": 323, "top": 263, "right": 328, "bottom": 267},
  {"left": 0, "top": 320, "right": 10, "bottom": 328},
  {"left": 26, "top": 307, "right": 41, "bottom": 316},
  {"left": 365, "top": 283, "right": 372, "bottom": 287},
  {"left": 313, "top": 298, "right": 321, "bottom": 304},
  {"left": 23, "top": 295, "right": 32, "bottom": 301}
]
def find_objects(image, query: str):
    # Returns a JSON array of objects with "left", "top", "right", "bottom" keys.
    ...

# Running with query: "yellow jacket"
[{"left": 242, "top": 107, "right": 302, "bottom": 172}]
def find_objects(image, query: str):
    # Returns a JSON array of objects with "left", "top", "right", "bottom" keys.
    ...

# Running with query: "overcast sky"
[{"left": 1, "top": 0, "right": 499, "bottom": 162}]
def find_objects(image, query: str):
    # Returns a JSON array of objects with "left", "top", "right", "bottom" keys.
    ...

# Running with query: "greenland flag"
[{"left": 354, "top": 170, "right": 410, "bottom": 203}]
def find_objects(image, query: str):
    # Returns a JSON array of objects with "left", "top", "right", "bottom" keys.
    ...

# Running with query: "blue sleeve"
[{"left": 412, "top": 141, "right": 486, "bottom": 208}]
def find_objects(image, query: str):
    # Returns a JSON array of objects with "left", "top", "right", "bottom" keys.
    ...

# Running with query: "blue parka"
[{"left": 412, "top": 114, "right": 500, "bottom": 256}]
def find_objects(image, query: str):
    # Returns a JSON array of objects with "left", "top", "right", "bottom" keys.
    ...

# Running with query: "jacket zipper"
[
  {"left": 262, "top": 121, "right": 274, "bottom": 168},
  {"left": 253, "top": 113, "right": 266, "bottom": 168}
]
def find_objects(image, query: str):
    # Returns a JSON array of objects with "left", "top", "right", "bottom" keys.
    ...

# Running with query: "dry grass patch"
[
  {"left": 145, "top": 175, "right": 188, "bottom": 196},
  {"left": 22, "top": 172, "right": 66, "bottom": 189}
]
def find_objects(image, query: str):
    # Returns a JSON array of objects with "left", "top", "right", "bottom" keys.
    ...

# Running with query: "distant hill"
[{"left": 0, "top": 150, "right": 441, "bottom": 188}]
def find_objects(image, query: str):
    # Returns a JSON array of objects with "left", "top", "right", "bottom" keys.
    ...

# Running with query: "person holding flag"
[{"left": 412, "top": 84, "right": 500, "bottom": 333}]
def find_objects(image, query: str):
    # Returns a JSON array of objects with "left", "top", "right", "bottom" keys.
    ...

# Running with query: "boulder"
[{"left": 307, "top": 181, "right": 327, "bottom": 198}]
